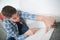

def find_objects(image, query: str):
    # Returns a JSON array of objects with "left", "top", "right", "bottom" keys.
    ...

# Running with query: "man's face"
[{"left": 9, "top": 13, "right": 20, "bottom": 22}]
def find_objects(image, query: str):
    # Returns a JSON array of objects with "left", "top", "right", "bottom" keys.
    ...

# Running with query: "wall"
[
  {"left": 0, "top": 0, "right": 60, "bottom": 22},
  {"left": 0, "top": 0, "right": 20, "bottom": 12},
  {"left": 19, "top": 0, "right": 60, "bottom": 22}
]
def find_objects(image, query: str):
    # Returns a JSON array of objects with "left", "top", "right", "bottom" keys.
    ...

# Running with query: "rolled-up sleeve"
[{"left": 18, "top": 11, "right": 36, "bottom": 20}]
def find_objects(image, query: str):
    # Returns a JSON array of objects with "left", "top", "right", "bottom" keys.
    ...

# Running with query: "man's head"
[{"left": 1, "top": 6, "right": 20, "bottom": 22}]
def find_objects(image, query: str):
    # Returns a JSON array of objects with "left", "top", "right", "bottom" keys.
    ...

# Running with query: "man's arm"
[
  {"left": 36, "top": 15, "right": 55, "bottom": 32},
  {"left": 20, "top": 11, "right": 55, "bottom": 25},
  {"left": 19, "top": 11, "right": 55, "bottom": 32}
]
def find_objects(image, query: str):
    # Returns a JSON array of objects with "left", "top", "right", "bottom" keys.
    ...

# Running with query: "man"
[{"left": 1, "top": 5, "right": 55, "bottom": 40}]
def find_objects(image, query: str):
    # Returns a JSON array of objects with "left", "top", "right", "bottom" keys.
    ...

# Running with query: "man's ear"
[{"left": 0, "top": 13, "right": 4, "bottom": 21}]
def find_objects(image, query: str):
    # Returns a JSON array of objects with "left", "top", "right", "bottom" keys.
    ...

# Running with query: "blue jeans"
[{"left": 7, "top": 37, "right": 15, "bottom": 40}]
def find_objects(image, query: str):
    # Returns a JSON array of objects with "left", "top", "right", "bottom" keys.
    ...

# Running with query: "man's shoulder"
[
  {"left": 3, "top": 17, "right": 8, "bottom": 23},
  {"left": 3, "top": 18, "right": 14, "bottom": 27},
  {"left": 3, "top": 17, "right": 11, "bottom": 25}
]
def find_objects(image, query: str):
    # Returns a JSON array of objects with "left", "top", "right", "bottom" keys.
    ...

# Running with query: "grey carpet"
[{"left": 50, "top": 22, "right": 60, "bottom": 40}]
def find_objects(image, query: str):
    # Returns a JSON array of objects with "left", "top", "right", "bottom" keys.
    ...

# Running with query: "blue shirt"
[{"left": 3, "top": 10, "right": 36, "bottom": 40}]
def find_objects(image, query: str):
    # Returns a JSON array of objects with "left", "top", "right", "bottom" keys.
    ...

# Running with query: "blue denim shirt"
[{"left": 3, "top": 10, "right": 36, "bottom": 40}]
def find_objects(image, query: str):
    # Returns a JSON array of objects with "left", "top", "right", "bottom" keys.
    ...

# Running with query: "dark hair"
[{"left": 1, "top": 5, "right": 17, "bottom": 18}]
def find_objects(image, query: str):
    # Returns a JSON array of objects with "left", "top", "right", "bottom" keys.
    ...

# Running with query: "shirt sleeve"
[
  {"left": 3, "top": 21, "right": 27, "bottom": 40},
  {"left": 18, "top": 11, "right": 36, "bottom": 20}
]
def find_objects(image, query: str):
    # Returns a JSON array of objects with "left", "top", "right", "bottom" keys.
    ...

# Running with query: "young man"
[
  {"left": 1, "top": 6, "right": 39, "bottom": 40},
  {"left": 1, "top": 5, "right": 55, "bottom": 40}
]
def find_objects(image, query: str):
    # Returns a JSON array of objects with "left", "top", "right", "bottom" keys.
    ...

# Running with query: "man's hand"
[
  {"left": 25, "top": 28, "right": 39, "bottom": 36},
  {"left": 36, "top": 15, "right": 55, "bottom": 27},
  {"left": 43, "top": 16, "right": 55, "bottom": 27},
  {"left": 36, "top": 15, "right": 55, "bottom": 33}
]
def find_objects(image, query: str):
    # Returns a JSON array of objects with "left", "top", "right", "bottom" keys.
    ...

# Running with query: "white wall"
[
  {"left": 19, "top": 0, "right": 60, "bottom": 22},
  {"left": 0, "top": 0, "right": 20, "bottom": 12},
  {"left": 0, "top": 0, "right": 60, "bottom": 22}
]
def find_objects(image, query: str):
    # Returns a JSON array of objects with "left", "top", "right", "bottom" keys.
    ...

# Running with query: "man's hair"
[{"left": 1, "top": 5, "right": 17, "bottom": 18}]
